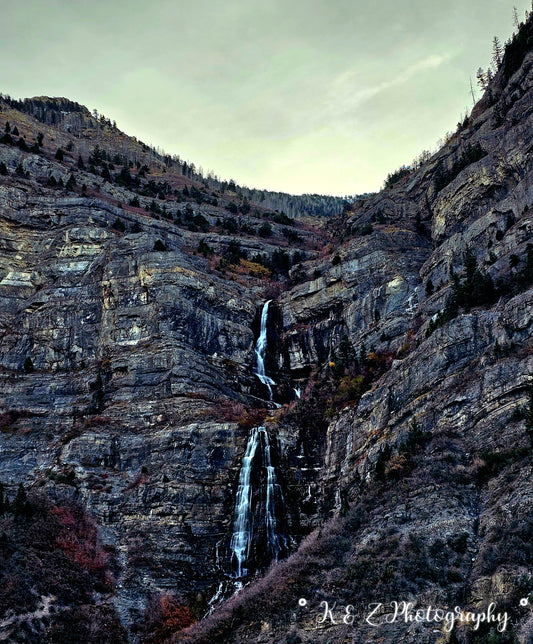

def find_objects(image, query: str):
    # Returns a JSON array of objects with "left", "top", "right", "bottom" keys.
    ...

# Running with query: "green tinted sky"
[{"left": 0, "top": 0, "right": 529, "bottom": 195}]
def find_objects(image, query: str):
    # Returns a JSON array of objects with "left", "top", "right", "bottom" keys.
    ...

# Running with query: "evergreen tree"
[
  {"left": 526, "top": 383, "right": 533, "bottom": 442},
  {"left": 464, "top": 247, "right": 477, "bottom": 283},
  {"left": 337, "top": 334, "right": 356, "bottom": 372},
  {"left": 0, "top": 162, "right": 8, "bottom": 175},
  {"left": 359, "top": 342, "right": 367, "bottom": 365},
  {"left": 258, "top": 222, "right": 272, "bottom": 237},
  {"left": 492, "top": 36, "right": 503, "bottom": 69},
  {"left": 375, "top": 444, "right": 392, "bottom": 481},
  {"left": 90, "top": 372, "right": 105, "bottom": 412},
  {"left": 1, "top": 132, "right": 13, "bottom": 145},
  {"left": 77, "top": 155, "right": 85, "bottom": 170},
  {"left": 226, "top": 239, "right": 244, "bottom": 264},
  {"left": 116, "top": 167, "right": 132, "bottom": 186},
  {"left": 113, "top": 218, "right": 126, "bottom": 232},
  {"left": 55, "top": 148, "right": 64, "bottom": 161},
  {"left": 153, "top": 239, "right": 167, "bottom": 251},
  {"left": 12, "top": 483, "right": 27, "bottom": 518},
  {"left": 513, "top": 6, "right": 520, "bottom": 29}
]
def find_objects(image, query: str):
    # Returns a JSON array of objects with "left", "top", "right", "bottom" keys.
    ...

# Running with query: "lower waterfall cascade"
[{"left": 229, "top": 426, "right": 286, "bottom": 579}]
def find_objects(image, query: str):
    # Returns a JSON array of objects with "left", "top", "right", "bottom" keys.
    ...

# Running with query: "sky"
[{"left": 0, "top": 0, "right": 530, "bottom": 195}]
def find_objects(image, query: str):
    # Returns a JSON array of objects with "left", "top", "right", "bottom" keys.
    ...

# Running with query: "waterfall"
[
  {"left": 230, "top": 427, "right": 261, "bottom": 578},
  {"left": 262, "top": 429, "right": 283, "bottom": 561},
  {"left": 230, "top": 426, "right": 284, "bottom": 578},
  {"left": 254, "top": 300, "right": 276, "bottom": 400}
]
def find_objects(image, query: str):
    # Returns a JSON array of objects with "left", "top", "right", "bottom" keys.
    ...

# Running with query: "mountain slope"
[
  {"left": 0, "top": 13, "right": 533, "bottom": 644},
  {"left": 173, "top": 15, "right": 533, "bottom": 644}
]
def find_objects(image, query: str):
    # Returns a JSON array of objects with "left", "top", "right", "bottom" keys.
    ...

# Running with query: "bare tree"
[{"left": 469, "top": 76, "right": 476, "bottom": 104}]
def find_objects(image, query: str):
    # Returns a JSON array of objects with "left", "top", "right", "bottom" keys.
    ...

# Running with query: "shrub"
[
  {"left": 384, "top": 165, "right": 412, "bottom": 188},
  {"left": 238, "top": 259, "right": 271, "bottom": 278},
  {"left": 141, "top": 592, "right": 195, "bottom": 642},
  {"left": 0, "top": 487, "right": 123, "bottom": 641}
]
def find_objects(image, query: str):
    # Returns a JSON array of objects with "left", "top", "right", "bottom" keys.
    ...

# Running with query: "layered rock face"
[
  {"left": 177, "top": 21, "right": 533, "bottom": 644},
  {"left": 0, "top": 139, "right": 307, "bottom": 633},
  {"left": 0, "top": 186, "right": 256, "bottom": 626},
  {"left": 1, "top": 19, "right": 533, "bottom": 644}
]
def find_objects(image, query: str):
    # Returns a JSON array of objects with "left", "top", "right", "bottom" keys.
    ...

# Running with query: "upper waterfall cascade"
[{"left": 254, "top": 300, "right": 276, "bottom": 401}]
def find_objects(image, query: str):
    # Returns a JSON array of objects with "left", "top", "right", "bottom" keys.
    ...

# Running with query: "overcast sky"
[{"left": 1, "top": 0, "right": 530, "bottom": 195}]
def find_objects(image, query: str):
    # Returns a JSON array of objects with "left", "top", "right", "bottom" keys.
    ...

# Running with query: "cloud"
[
  {"left": 325, "top": 54, "right": 451, "bottom": 122},
  {"left": 0, "top": 0, "right": 529, "bottom": 194}
]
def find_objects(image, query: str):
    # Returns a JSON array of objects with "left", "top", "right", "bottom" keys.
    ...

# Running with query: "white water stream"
[
  {"left": 230, "top": 426, "right": 284, "bottom": 578},
  {"left": 254, "top": 300, "right": 276, "bottom": 400}
]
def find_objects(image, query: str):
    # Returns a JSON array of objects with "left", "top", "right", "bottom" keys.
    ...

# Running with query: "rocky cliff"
[
  {"left": 175, "top": 16, "right": 533, "bottom": 644},
  {"left": 1, "top": 14, "right": 533, "bottom": 644}
]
